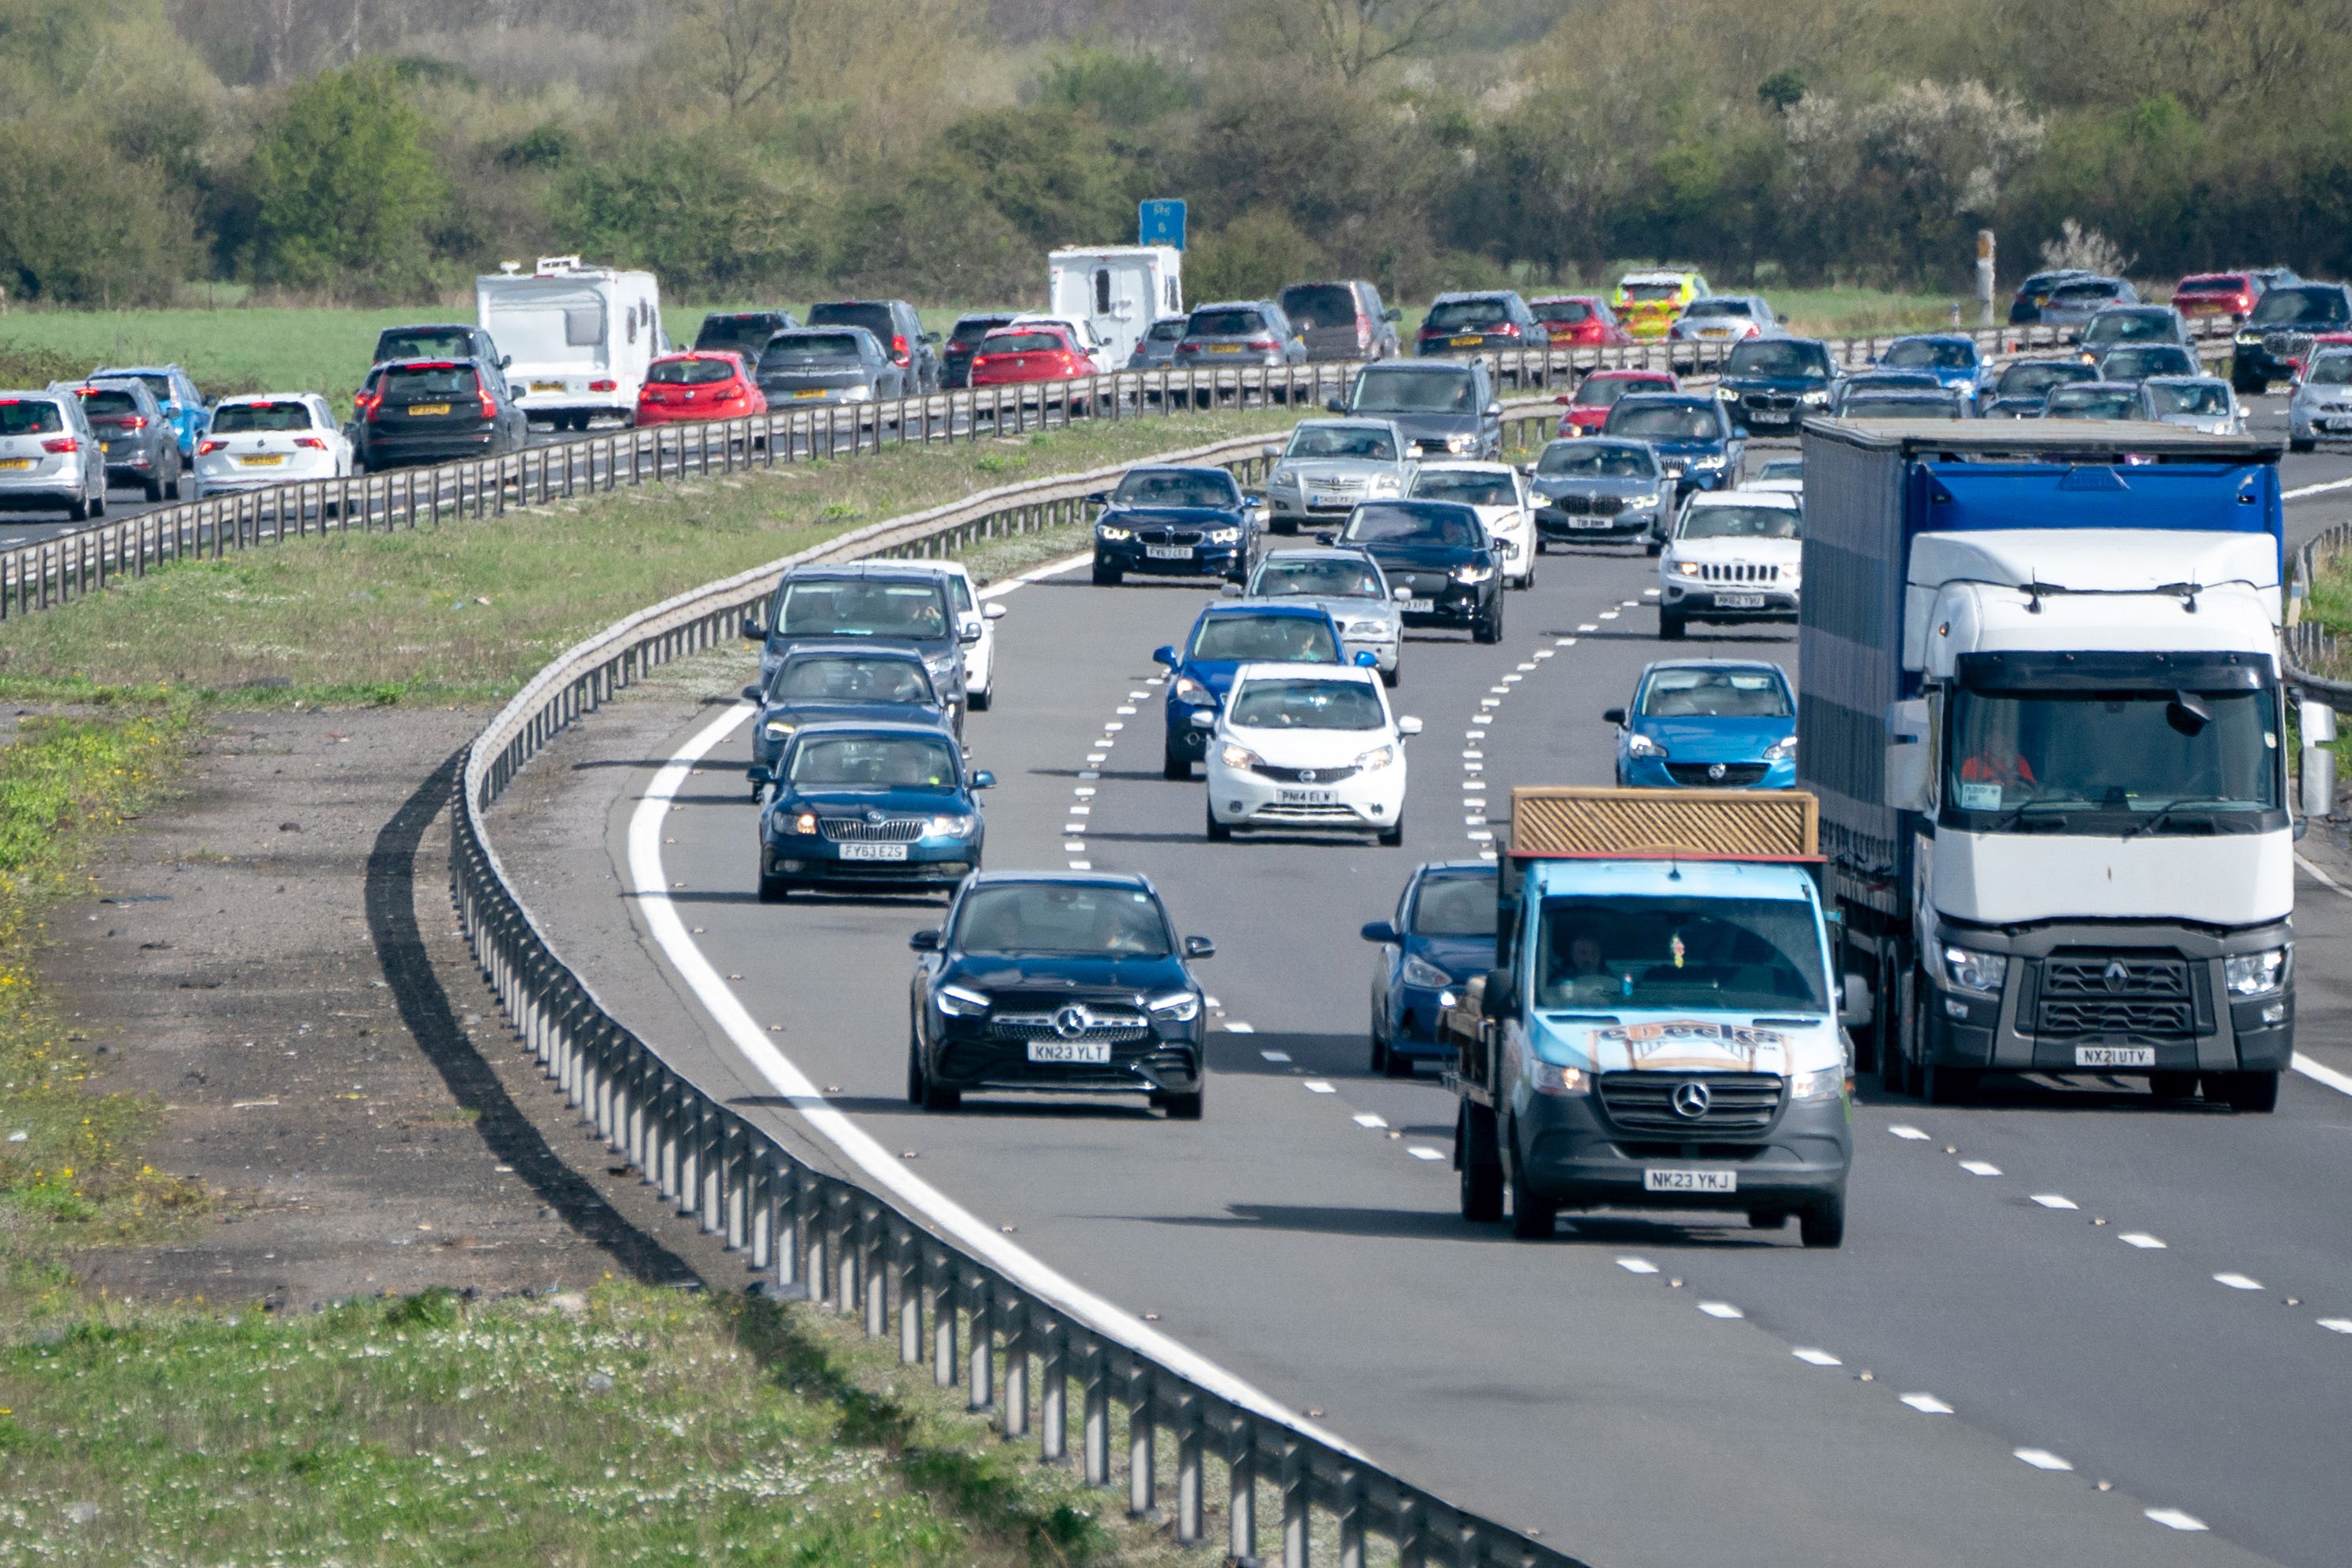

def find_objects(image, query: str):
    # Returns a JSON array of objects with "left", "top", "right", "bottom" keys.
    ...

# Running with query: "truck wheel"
[
  {"left": 1890, "top": 965, "right": 1924, "bottom": 1097},
  {"left": 1456, "top": 1102, "right": 1503, "bottom": 1222},
  {"left": 1507, "top": 1129, "right": 1556, "bottom": 1239},
  {"left": 2210, "top": 1070, "right": 2280, "bottom": 1113},
  {"left": 1799, "top": 1193, "right": 1846, "bottom": 1249}
]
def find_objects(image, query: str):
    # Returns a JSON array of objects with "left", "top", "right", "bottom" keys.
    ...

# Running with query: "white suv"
[
  {"left": 1658, "top": 490, "right": 1802, "bottom": 640},
  {"left": 1204, "top": 662, "right": 1420, "bottom": 844}
]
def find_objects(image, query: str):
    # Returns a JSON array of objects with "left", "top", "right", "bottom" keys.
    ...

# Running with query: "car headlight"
[
  {"left": 1367, "top": 474, "right": 1403, "bottom": 495},
  {"left": 926, "top": 814, "right": 974, "bottom": 838},
  {"left": 935, "top": 983, "right": 991, "bottom": 1016},
  {"left": 1174, "top": 676, "right": 1214, "bottom": 706},
  {"left": 1763, "top": 735, "right": 1797, "bottom": 761},
  {"left": 1629, "top": 492, "right": 1662, "bottom": 508},
  {"left": 1208, "top": 526, "right": 1240, "bottom": 544},
  {"left": 1219, "top": 742, "right": 1262, "bottom": 771},
  {"left": 788, "top": 810, "right": 819, "bottom": 836},
  {"left": 1148, "top": 990, "right": 1201, "bottom": 1022},
  {"left": 1939, "top": 945, "right": 2009, "bottom": 997},
  {"left": 1445, "top": 433, "right": 1476, "bottom": 453},
  {"left": 1715, "top": 385, "right": 1739, "bottom": 400},
  {"left": 1097, "top": 523, "right": 1134, "bottom": 541},
  {"left": 762, "top": 720, "right": 796, "bottom": 740},
  {"left": 1344, "top": 618, "right": 1390, "bottom": 639},
  {"left": 1788, "top": 1064, "right": 1846, "bottom": 1101},
  {"left": 2236, "top": 331, "right": 2261, "bottom": 346},
  {"left": 1626, "top": 732, "right": 1668, "bottom": 758},
  {"left": 1355, "top": 743, "right": 1396, "bottom": 771},
  {"left": 1690, "top": 452, "right": 1726, "bottom": 468},
  {"left": 1401, "top": 954, "right": 1453, "bottom": 988},
  {"left": 1270, "top": 465, "right": 1299, "bottom": 488},
  {"left": 1673, "top": 560, "right": 1701, "bottom": 576},
  {"left": 2225, "top": 947, "right": 2287, "bottom": 996},
  {"left": 1528, "top": 1058, "right": 1590, "bottom": 1097},
  {"left": 1451, "top": 562, "right": 1495, "bottom": 584},
  {"left": 1802, "top": 390, "right": 1831, "bottom": 404}
]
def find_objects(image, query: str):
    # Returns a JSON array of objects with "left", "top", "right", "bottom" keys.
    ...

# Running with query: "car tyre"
[
  {"left": 1370, "top": 1011, "right": 1390, "bottom": 1074},
  {"left": 1644, "top": 540, "right": 1662, "bottom": 557},
  {"left": 1457, "top": 1102, "right": 1503, "bottom": 1222},
  {"left": 2290, "top": 436, "right": 2316, "bottom": 454},
  {"left": 67, "top": 497, "right": 89, "bottom": 523},
  {"left": 968, "top": 685, "right": 992, "bottom": 713},
  {"left": 1380, "top": 663, "right": 1399, "bottom": 689},
  {"left": 1091, "top": 557, "right": 1121, "bottom": 587},
  {"left": 1270, "top": 516, "right": 1297, "bottom": 535},
  {"left": 2232, "top": 368, "right": 2266, "bottom": 395},
  {"left": 1658, "top": 610, "right": 1687, "bottom": 640},
  {"left": 2210, "top": 1070, "right": 2279, "bottom": 1113},
  {"left": 1163, "top": 745, "right": 1191, "bottom": 780},
  {"left": 142, "top": 469, "right": 164, "bottom": 502},
  {"left": 1749, "top": 1209, "right": 1790, "bottom": 1230},
  {"left": 908, "top": 1033, "right": 961, "bottom": 1110},
  {"left": 758, "top": 871, "right": 789, "bottom": 903},
  {"left": 1205, "top": 803, "right": 1232, "bottom": 842},
  {"left": 1799, "top": 1192, "right": 1846, "bottom": 1249},
  {"left": 1159, "top": 1083, "right": 1204, "bottom": 1120},
  {"left": 1507, "top": 1128, "right": 1556, "bottom": 1239},
  {"left": 1377, "top": 815, "right": 1404, "bottom": 847},
  {"left": 1473, "top": 600, "right": 1503, "bottom": 644}
]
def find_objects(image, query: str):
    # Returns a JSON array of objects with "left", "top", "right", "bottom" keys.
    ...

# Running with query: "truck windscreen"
[
  {"left": 1944, "top": 687, "right": 2280, "bottom": 828},
  {"left": 1536, "top": 897, "right": 1827, "bottom": 1011}
]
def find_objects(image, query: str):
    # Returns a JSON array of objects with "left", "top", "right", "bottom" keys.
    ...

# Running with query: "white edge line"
[
  {"left": 2284, "top": 475, "right": 2352, "bottom": 501},
  {"left": 629, "top": 701, "right": 1367, "bottom": 1459},
  {"left": 977, "top": 550, "right": 1095, "bottom": 599},
  {"left": 2287, "top": 852, "right": 2352, "bottom": 1097}
]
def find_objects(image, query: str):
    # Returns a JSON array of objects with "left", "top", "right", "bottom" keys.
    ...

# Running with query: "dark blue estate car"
[
  {"left": 1090, "top": 465, "right": 1263, "bottom": 586},
  {"left": 740, "top": 642, "right": 948, "bottom": 795},
  {"left": 906, "top": 872, "right": 1214, "bottom": 1116},
  {"left": 1359, "top": 860, "right": 1499, "bottom": 1075},
  {"left": 1712, "top": 338, "right": 1836, "bottom": 434},
  {"left": 1601, "top": 394, "right": 1744, "bottom": 492},
  {"left": 1155, "top": 600, "right": 1355, "bottom": 777},
  {"left": 1608, "top": 659, "right": 1797, "bottom": 790},
  {"left": 757, "top": 723, "right": 991, "bottom": 900}
]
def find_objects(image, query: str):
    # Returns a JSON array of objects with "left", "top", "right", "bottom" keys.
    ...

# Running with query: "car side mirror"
[
  {"left": 982, "top": 601, "right": 1006, "bottom": 621},
  {"left": 971, "top": 769, "right": 996, "bottom": 789},
  {"left": 959, "top": 622, "right": 982, "bottom": 644},
  {"left": 1085, "top": 489, "right": 1110, "bottom": 505},
  {"left": 741, "top": 683, "right": 763, "bottom": 703},
  {"left": 1261, "top": 444, "right": 1281, "bottom": 459},
  {"left": 1189, "top": 709, "right": 1216, "bottom": 729},
  {"left": 1325, "top": 398, "right": 1347, "bottom": 414},
  {"left": 1778, "top": 314, "right": 1790, "bottom": 325},
  {"left": 1184, "top": 935, "right": 1216, "bottom": 959},
  {"left": 924, "top": 331, "right": 942, "bottom": 345},
  {"left": 1315, "top": 531, "right": 1337, "bottom": 546},
  {"left": 1480, "top": 967, "right": 1520, "bottom": 1021},
  {"left": 501, "top": 355, "right": 513, "bottom": 369},
  {"left": 1355, "top": 649, "right": 1378, "bottom": 667},
  {"left": 1152, "top": 644, "right": 1179, "bottom": 668},
  {"left": 1392, "top": 585, "right": 1412, "bottom": 601},
  {"left": 1397, "top": 716, "right": 1423, "bottom": 737},
  {"left": 1484, "top": 403, "right": 1502, "bottom": 419},
  {"left": 742, "top": 615, "right": 767, "bottom": 641},
  {"left": 1220, "top": 581, "right": 1243, "bottom": 597},
  {"left": 1360, "top": 920, "right": 1401, "bottom": 943},
  {"left": 909, "top": 929, "right": 941, "bottom": 951},
  {"left": 1603, "top": 707, "right": 1627, "bottom": 725}
]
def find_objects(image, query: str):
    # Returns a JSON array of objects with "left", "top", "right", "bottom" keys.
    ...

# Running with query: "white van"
[
  {"left": 1048, "top": 247, "right": 1182, "bottom": 371},
  {"left": 475, "top": 257, "right": 665, "bottom": 430}
]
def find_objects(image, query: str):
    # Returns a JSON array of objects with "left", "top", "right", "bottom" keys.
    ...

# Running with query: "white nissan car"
[
  {"left": 1408, "top": 461, "right": 1537, "bottom": 588},
  {"left": 193, "top": 394, "right": 353, "bottom": 497},
  {"left": 1204, "top": 663, "right": 1419, "bottom": 844},
  {"left": 1658, "top": 489, "right": 1802, "bottom": 640},
  {"left": 894, "top": 560, "right": 1007, "bottom": 709}
]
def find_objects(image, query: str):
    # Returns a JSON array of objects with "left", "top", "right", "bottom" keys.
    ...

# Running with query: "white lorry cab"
[
  {"left": 1049, "top": 247, "right": 1182, "bottom": 372},
  {"left": 475, "top": 257, "right": 666, "bottom": 431}
]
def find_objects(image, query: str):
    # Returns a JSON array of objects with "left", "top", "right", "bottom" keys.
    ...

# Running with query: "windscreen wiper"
[{"left": 2119, "top": 796, "right": 2233, "bottom": 841}]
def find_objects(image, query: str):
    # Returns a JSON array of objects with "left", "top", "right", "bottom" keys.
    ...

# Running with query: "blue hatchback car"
[
  {"left": 1601, "top": 394, "right": 1744, "bottom": 492},
  {"left": 1608, "top": 659, "right": 1797, "bottom": 789},
  {"left": 757, "top": 723, "right": 992, "bottom": 901},
  {"left": 1872, "top": 335, "right": 1992, "bottom": 409},
  {"left": 1359, "top": 860, "right": 1499, "bottom": 1075},
  {"left": 91, "top": 365, "right": 209, "bottom": 460},
  {"left": 1154, "top": 600, "right": 1357, "bottom": 777}
]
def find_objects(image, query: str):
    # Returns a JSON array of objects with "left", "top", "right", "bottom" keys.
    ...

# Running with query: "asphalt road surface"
[{"left": 554, "top": 438, "right": 2352, "bottom": 1567}]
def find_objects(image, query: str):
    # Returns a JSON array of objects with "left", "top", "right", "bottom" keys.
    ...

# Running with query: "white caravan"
[
  {"left": 1048, "top": 246, "right": 1182, "bottom": 371},
  {"left": 475, "top": 257, "right": 666, "bottom": 430}
]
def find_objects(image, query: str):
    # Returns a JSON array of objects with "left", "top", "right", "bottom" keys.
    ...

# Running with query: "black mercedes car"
[
  {"left": 907, "top": 872, "right": 1214, "bottom": 1117},
  {"left": 739, "top": 641, "right": 950, "bottom": 796},
  {"left": 1088, "top": 465, "right": 1262, "bottom": 586},
  {"left": 1330, "top": 499, "right": 1504, "bottom": 644}
]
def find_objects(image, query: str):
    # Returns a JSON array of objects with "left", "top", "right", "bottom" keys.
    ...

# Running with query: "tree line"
[{"left": 3, "top": 0, "right": 2347, "bottom": 309}]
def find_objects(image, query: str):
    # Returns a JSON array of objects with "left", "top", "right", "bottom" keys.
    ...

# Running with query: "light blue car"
[
  {"left": 1870, "top": 335, "right": 1992, "bottom": 409},
  {"left": 1608, "top": 659, "right": 1797, "bottom": 790},
  {"left": 92, "top": 365, "right": 209, "bottom": 459}
]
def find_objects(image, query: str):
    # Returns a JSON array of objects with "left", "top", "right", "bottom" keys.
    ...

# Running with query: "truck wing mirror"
[
  {"left": 1885, "top": 741, "right": 1932, "bottom": 814},
  {"left": 1885, "top": 697, "right": 1930, "bottom": 742},
  {"left": 1839, "top": 973, "right": 1873, "bottom": 1029}
]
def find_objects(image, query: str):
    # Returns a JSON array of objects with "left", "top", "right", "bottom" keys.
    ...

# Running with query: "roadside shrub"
[
  {"left": 246, "top": 62, "right": 449, "bottom": 296},
  {"left": 0, "top": 120, "right": 194, "bottom": 308}
]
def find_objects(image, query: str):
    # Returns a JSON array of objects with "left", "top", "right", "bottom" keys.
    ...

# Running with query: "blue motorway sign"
[{"left": 1140, "top": 199, "right": 1186, "bottom": 251}]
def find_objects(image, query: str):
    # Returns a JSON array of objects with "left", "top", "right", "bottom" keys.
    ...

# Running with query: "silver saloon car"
[
  {"left": 1261, "top": 418, "right": 1416, "bottom": 535},
  {"left": 2289, "top": 350, "right": 2352, "bottom": 451},
  {"left": 2137, "top": 376, "right": 2244, "bottom": 435},
  {"left": 1237, "top": 546, "right": 1406, "bottom": 684}
]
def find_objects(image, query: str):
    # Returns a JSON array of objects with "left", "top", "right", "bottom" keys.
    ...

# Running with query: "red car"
[
  {"left": 633, "top": 351, "right": 766, "bottom": 426},
  {"left": 2172, "top": 273, "right": 2260, "bottom": 324},
  {"left": 1556, "top": 368, "right": 1679, "bottom": 436},
  {"left": 968, "top": 324, "right": 1096, "bottom": 391},
  {"left": 1530, "top": 295, "right": 1633, "bottom": 348}
]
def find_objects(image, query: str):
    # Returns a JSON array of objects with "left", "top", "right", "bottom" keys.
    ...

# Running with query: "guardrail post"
[
  {"left": 895, "top": 1223, "right": 922, "bottom": 1361},
  {"left": 863, "top": 1209, "right": 887, "bottom": 1338},
  {"left": 932, "top": 1248, "right": 958, "bottom": 1386},
  {"left": 748, "top": 1153, "right": 772, "bottom": 1271},
  {"left": 1281, "top": 1441, "right": 1310, "bottom": 1568},
  {"left": 1175, "top": 1403, "right": 1204, "bottom": 1544},
  {"left": 1227, "top": 1420, "right": 1257, "bottom": 1565},
  {"left": 1083, "top": 1345, "right": 1111, "bottom": 1486},
  {"left": 835, "top": 1193, "right": 860, "bottom": 1315},
  {"left": 1336, "top": 1472, "right": 1365, "bottom": 1568},
  {"left": 1040, "top": 1321, "right": 1068, "bottom": 1464},
  {"left": 724, "top": 1120, "right": 747, "bottom": 1249},
  {"left": 967, "top": 1274, "right": 994, "bottom": 1412},
  {"left": 1127, "top": 1366, "right": 1156, "bottom": 1519},
  {"left": 1396, "top": 1497, "right": 1426, "bottom": 1568},
  {"left": 803, "top": 1179, "right": 828, "bottom": 1305},
  {"left": 773, "top": 1169, "right": 801, "bottom": 1297},
  {"left": 1001, "top": 1301, "right": 1028, "bottom": 1440}
]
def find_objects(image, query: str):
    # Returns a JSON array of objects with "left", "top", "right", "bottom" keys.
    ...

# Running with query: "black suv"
[
  {"left": 355, "top": 357, "right": 529, "bottom": 470},
  {"left": 61, "top": 377, "right": 181, "bottom": 501},
  {"left": 807, "top": 300, "right": 942, "bottom": 395},
  {"left": 694, "top": 310, "right": 800, "bottom": 361},
  {"left": 1416, "top": 291, "right": 1541, "bottom": 356},
  {"left": 372, "top": 323, "right": 505, "bottom": 368},
  {"left": 2231, "top": 282, "right": 2352, "bottom": 392},
  {"left": 941, "top": 312, "right": 1019, "bottom": 389},
  {"left": 1331, "top": 359, "right": 1500, "bottom": 459},
  {"left": 1279, "top": 280, "right": 1403, "bottom": 361}
]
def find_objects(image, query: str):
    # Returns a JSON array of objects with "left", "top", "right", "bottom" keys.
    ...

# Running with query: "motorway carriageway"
[{"left": 570, "top": 429, "right": 2350, "bottom": 1566}]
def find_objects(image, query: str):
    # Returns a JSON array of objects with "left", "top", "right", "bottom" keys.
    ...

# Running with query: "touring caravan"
[
  {"left": 1048, "top": 247, "right": 1182, "bottom": 371},
  {"left": 475, "top": 258, "right": 665, "bottom": 430}
]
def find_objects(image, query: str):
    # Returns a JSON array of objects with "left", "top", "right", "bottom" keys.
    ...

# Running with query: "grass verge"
[
  {"left": 0, "top": 1279, "right": 1204, "bottom": 1566},
  {"left": 0, "top": 410, "right": 1296, "bottom": 708},
  {"left": 0, "top": 713, "right": 201, "bottom": 1294}
]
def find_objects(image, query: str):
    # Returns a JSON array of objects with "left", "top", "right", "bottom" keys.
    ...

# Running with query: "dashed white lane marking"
[
  {"left": 1352, "top": 1113, "right": 1388, "bottom": 1128},
  {"left": 1063, "top": 822, "right": 1084, "bottom": 833},
  {"left": 1068, "top": 804, "right": 1091, "bottom": 814},
  {"left": 2119, "top": 1232, "right": 2167, "bottom": 1249},
  {"left": 2029, "top": 1194, "right": 2078, "bottom": 1211},
  {"left": 1598, "top": 610, "right": 1620, "bottom": 619},
  {"left": 1643, "top": 588, "right": 1660, "bottom": 596},
  {"left": 1515, "top": 662, "right": 1537, "bottom": 671},
  {"left": 1103, "top": 720, "right": 1124, "bottom": 731},
  {"left": 1259, "top": 1049, "right": 1289, "bottom": 1063},
  {"left": 1066, "top": 859, "right": 1092, "bottom": 870},
  {"left": 2214, "top": 1272, "right": 2263, "bottom": 1290},
  {"left": 1078, "top": 769, "right": 1101, "bottom": 780},
  {"left": 2014, "top": 1449, "right": 2073, "bottom": 1472},
  {"left": 1533, "top": 648, "right": 1554, "bottom": 659},
  {"left": 2144, "top": 1508, "right": 2208, "bottom": 1532},
  {"left": 1086, "top": 752, "right": 1106, "bottom": 763},
  {"left": 1303, "top": 1079, "right": 1335, "bottom": 1094},
  {"left": 1408, "top": 1146, "right": 1445, "bottom": 1161},
  {"left": 2319, "top": 1317, "right": 2352, "bottom": 1334},
  {"left": 1792, "top": 1347, "right": 1841, "bottom": 1366},
  {"left": 1899, "top": 1392, "right": 1954, "bottom": 1414},
  {"left": 1224, "top": 1022, "right": 1255, "bottom": 1033},
  {"left": 1116, "top": 705, "right": 1136, "bottom": 715},
  {"left": 1576, "top": 622, "right": 1598, "bottom": 632},
  {"left": 1129, "top": 690, "right": 1151, "bottom": 699},
  {"left": 1462, "top": 749, "right": 1483, "bottom": 758},
  {"left": 1888, "top": 1124, "right": 1930, "bottom": 1139},
  {"left": 1959, "top": 1160, "right": 2002, "bottom": 1176},
  {"left": 1617, "top": 1257, "right": 1659, "bottom": 1275},
  {"left": 1073, "top": 785, "right": 1096, "bottom": 796},
  {"left": 1554, "top": 636, "right": 1575, "bottom": 646},
  {"left": 1064, "top": 840, "right": 1086, "bottom": 852},
  {"left": 1697, "top": 1302, "right": 1743, "bottom": 1319},
  {"left": 1204, "top": 996, "right": 1221, "bottom": 1009}
]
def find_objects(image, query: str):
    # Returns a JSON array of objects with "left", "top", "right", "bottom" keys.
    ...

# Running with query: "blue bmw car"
[
  {"left": 1608, "top": 659, "right": 1797, "bottom": 789},
  {"left": 758, "top": 723, "right": 992, "bottom": 901},
  {"left": 1155, "top": 600, "right": 1356, "bottom": 777},
  {"left": 1601, "top": 394, "right": 1744, "bottom": 493},
  {"left": 1090, "top": 465, "right": 1264, "bottom": 586},
  {"left": 1359, "top": 860, "right": 1499, "bottom": 1075}
]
